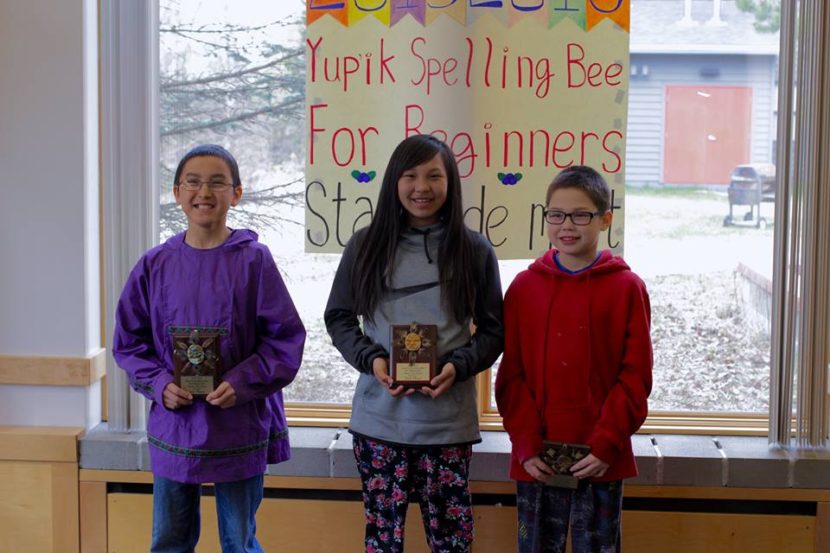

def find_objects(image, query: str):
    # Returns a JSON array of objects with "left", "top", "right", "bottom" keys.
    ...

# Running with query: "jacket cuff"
[
  {"left": 444, "top": 353, "right": 471, "bottom": 382},
  {"left": 221, "top": 370, "right": 254, "bottom": 405},
  {"left": 365, "top": 350, "right": 388, "bottom": 374},
  {"left": 152, "top": 373, "right": 174, "bottom": 407},
  {"left": 588, "top": 435, "right": 622, "bottom": 466},
  {"left": 514, "top": 434, "right": 544, "bottom": 465}
]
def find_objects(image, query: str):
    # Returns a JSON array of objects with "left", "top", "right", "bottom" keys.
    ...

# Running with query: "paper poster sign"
[{"left": 305, "top": 0, "right": 629, "bottom": 259}]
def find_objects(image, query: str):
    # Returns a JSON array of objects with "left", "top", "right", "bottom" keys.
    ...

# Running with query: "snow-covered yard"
[
  {"left": 626, "top": 189, "right": 773, "bottom": 413},
  {"left": 268, "top": 187, "right": 775, "bottom": 413}
]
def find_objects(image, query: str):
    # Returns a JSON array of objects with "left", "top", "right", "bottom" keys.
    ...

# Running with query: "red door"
[{"left": 663, "top": 85, "right": 752, "bottom": 185}]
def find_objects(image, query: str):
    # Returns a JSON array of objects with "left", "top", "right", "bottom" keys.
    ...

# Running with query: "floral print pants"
[
  {"left": 353, "top": 435, "right": 474, "bottom": 553},
  {"left": 516, "top": 479, "right": 623, "bottom": 553}
]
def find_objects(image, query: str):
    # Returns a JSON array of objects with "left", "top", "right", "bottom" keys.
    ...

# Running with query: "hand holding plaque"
[
  {"left": 390, "top": 322, "right": 438, "bottom": 389},
  {"left": 172, "top": 329, "right": 222, "bottom": 397},
  {"left": 540, "top": 441, "right": 591, "bottom": 489}
]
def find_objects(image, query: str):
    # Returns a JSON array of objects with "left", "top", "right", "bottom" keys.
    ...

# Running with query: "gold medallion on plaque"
[
  {"left": 170, "top": 326, "right": 224, "bottom": 397},
  {"left": 390, "top": 322, "right": 438, "bottom": 388}
]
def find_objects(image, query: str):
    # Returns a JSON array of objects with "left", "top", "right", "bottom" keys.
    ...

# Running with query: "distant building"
[{"left": 627, "top": 0, "right": 779, "bottom": 186}]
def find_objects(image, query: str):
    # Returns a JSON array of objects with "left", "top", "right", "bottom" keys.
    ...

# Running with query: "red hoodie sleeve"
[
  {"left": 495, "top": 278, "right": 544, "bottom": 465},
  {"left": 587, "top": 277, "right": 653, "bottom": 465}
]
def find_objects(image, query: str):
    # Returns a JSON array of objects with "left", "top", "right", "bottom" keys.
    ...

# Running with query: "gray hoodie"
[{"left": 324, "top": 223, "right": 504, "bottom": 446}]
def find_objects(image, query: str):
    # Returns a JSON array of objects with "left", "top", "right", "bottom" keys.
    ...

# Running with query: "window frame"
[
  {"left": 102, "top": 0, "right": 829, "bottom": 440},
  {"left": 101, "top": 0, "right": 160, "bottom": 431}
]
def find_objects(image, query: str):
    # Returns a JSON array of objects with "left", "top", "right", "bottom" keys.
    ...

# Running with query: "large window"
[
  {"left": 158, "top": 0, "right": 357, "bottom": 406},
  {"left": 128, "top": 0, "right": 830, "bottom": 437}
]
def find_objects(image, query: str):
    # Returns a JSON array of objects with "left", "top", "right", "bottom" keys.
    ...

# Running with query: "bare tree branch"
[
  {"left": 161, "top": 18, "right": 297, "bottom": 35},
  {"left": 161, "top": 49, "right": 302, "bottom": 90},
  {"left": 160, "top": 97, "right": 303, "bottom": 136}
]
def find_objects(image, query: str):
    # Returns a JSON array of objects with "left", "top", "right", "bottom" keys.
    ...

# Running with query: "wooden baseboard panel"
[
  {"left": 0, "top": 428, "right": 85, "bottom": 553},
  {"left": 0, "top": 348, "right": 106, "bottom": 386},
  {"left": 0, "top": 426, "right": 83, "bottom": 462}
]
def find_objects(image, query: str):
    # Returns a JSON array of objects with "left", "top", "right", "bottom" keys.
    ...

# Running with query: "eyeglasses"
[
  {"left": 544, "top": 209, "right": 604, "bottom": 226},
  {"left": 177, "top": 178, "right": 234, "bottom": 192}
]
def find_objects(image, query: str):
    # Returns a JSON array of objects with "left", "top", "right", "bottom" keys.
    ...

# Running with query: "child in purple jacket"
[{"left": 113, "top": 144, "right": 305, "bottom": 552}]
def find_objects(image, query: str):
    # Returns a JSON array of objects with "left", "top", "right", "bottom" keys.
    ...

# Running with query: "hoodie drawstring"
[{"left": 411, "top": 227, "right": 433, "bottom": 264}]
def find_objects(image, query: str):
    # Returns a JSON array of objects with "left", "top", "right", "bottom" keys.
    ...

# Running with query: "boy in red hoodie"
[{"left": 495, "top": 165, "right": 652, "bottom": 553}]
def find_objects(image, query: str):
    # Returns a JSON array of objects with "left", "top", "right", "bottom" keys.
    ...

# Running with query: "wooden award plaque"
[
  {"left": 540, "top": 441, "right": 591, "bottom": 489},
  {"left": 171, "top": 329, "right": 222, "bottom": 397},
  {"left": 389, "top": 322, "right": 438, "bottom": 389}
]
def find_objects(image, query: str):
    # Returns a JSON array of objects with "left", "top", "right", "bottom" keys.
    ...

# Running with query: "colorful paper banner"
[
  {"left": 549, "top": 0, "right": 586, "bottom": 30},
  {"left": 587, "top": 0, "right": 629, "bottom": 32},
  {"left": 425, "top": 1, "right": 467, "bottom": 26},
  {"left": 307, "top": 0, "right": 349, "bottom": 26},
  {"left": 307, "top": 0, "right": 630, "bottom": 31},
  {"left": 348, "top": 0, "right": 391, "bottom": 26},
  {"left": 391, "top": 0, "right": 426, "bottom": 26}
]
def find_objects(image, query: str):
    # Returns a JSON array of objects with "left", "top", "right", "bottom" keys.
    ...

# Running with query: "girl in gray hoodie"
[{"left": 325, "top": 134, "right": 504, "bottom": 553}]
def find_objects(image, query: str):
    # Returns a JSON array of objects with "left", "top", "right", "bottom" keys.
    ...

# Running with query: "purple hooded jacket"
[{"left": 113, "top": 229, "right": 305, "bottom": 483}]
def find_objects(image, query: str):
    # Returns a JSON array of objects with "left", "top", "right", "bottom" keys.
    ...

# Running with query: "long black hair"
[{"left": 351, "top": 134, "right": 477, "bottom": 324}]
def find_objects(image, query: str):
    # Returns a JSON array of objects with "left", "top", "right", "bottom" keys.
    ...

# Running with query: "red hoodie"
[{"left": 495, "top": 249, "right": 652, "bottom": 482}]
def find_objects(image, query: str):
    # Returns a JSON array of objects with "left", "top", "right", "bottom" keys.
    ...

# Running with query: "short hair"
[
  {"left": 545, "top": 165, "right": 610, "bottom": 213},
  {"left": 173, "top": 144, "right": 241, "bottom": 188}
]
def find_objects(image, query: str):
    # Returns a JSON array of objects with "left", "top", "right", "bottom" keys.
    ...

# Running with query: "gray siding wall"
[{"left": 626, "top": 53, "right": 777, "bottom": 186}]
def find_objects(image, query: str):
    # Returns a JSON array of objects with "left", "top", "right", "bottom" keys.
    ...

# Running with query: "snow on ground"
[{"left": 260, "top": 189, "right": 775, "bottom": 412}]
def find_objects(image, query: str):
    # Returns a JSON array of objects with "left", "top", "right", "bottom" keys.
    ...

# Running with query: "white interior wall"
[{"left": 0, "top": 0, "right": 101, "bottom": 428}]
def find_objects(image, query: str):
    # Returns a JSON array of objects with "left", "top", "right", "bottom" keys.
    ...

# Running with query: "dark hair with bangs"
[
  {"left": 545, "top": 165, "right": 610, "bottom": 212},
  {"left": 351, "top": 134, "right": 477, "bottom": 324},
  {"left": 173, "top": 144, "right": 241, "bottom": 188}
]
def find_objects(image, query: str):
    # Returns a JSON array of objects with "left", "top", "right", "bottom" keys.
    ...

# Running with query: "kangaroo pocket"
[
  {"left": 544, "top": 406, "right": 598, "bottom": 445},
  {"left": 363, "top": 377, "right": 466, "bottom": 422}
]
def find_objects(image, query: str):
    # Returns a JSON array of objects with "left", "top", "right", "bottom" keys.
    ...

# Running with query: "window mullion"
[
  {"left": 768, "top": 0, "right": 797, "bottom": 446},
  {"left": 101, "top": 0, "right": 160, "bottom": 432},
  {"left": 769, "top": 0, "right": 830, "bottom": 447}
]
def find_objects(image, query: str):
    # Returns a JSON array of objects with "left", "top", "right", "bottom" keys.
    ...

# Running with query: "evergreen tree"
[{"left": 736, "top": 0, "right": 781, "bottom": 33}]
